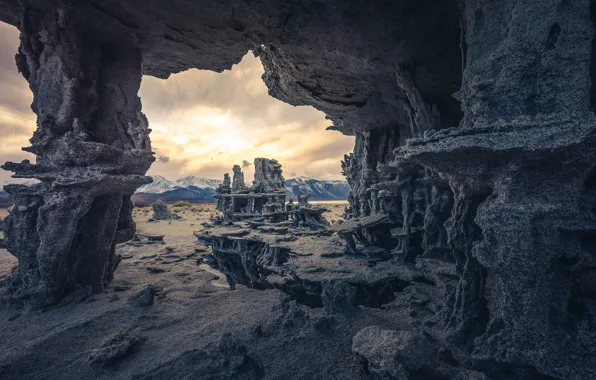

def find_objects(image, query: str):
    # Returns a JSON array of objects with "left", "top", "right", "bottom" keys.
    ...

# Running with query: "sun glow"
[{"left": 138, "top": 53, "right": 354, "bottom": 181}]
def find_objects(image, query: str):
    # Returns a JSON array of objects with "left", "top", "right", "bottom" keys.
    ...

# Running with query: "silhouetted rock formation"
[{"left": 0, "top": 0, "right": 595, "bottom": 378}]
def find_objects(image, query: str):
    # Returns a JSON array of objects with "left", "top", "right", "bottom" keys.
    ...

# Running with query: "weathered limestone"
[
  {"left": 1, "top": 3, "right": 153, "bottom": 306},
  {"left": 231, "top": 165, "right": 246, "bottom": 191},
  {"left": 395, "top": 1, "right": 596, "bottom": 378},
  {"left": 215, "top": 158, "right": 287, "bottom": 223},
  {"left": 287, "top": 191, "right": 329, "bottom": 230}
]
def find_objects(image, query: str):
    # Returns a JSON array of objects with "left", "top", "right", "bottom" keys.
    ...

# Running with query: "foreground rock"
[{"left": 0, "top": 4, "right": 153, "bottom": 306}]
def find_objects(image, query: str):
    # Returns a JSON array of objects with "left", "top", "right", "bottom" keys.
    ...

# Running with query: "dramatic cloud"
[
  {"left": 0, "top": 23, "right": 36, "bottom": 187},
  {"left": 0, "top": 21, "right": 354, "bottom": 187}
]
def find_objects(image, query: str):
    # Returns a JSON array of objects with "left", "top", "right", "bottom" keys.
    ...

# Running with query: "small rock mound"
[
  {"left": 152, "top": 200, "right": 171, "bottom": 221},
  {"left": 128, "top": 285, "right": 157, "bottom": 307},
  {"left": 89, "top": 331, "right": 138, "bottom": 363},
  {"left": 352, "top": 326, "right": 436, "bottom": 379}
]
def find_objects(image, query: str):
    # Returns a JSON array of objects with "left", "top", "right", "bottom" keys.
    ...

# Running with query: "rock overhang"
[{"left": 0, "top": 0, "right": 464, "bottom": 135}]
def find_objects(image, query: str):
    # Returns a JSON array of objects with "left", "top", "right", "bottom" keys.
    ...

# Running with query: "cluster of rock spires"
[
  {"left": 215, "top": 159, "right": 289, "bottom": 224},
  {"left": 0, "top": 0, "right": 595, "bottom": 378},
  {"left": 213, "top": 158, "right": 329, "bottom": 229}
]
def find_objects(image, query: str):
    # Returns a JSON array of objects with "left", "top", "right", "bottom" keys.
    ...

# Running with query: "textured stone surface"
[
  {"left": 1, "top": 2, "right": 153, "bottom": 306},
  {"left": 88, "top": 330, "right": 139, "bottom": 363},
  {"left": 352, "top": 326, "right": 436, "bottom": 379},
  {"left": 287, "top": 191, "right": 329, "bottom": 230},
  {"left": 1, "top": 0, "right": 596, "bottom": 378},
  {"left": 215, "top": 159, "right": 287, "bottom": 223}
]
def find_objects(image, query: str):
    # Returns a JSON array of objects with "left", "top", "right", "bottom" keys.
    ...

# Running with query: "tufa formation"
[{"left": 0, "top": 0, "right": 595, "bottom": 378}]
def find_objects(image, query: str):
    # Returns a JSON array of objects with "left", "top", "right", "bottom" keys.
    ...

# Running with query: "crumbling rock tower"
[
  {"left": 215, "top": 158, "right": 287, "bottom": 223},
  {"left": 0, "top": 5, "right": 154, "bottom": 306}
]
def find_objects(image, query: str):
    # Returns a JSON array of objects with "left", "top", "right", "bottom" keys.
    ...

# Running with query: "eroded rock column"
[
  {"left": 1, "top": 3, "right": 153, "bottom": 306},
  {"left": 400, "top": 0, "right": 596, "bottom": 377}
]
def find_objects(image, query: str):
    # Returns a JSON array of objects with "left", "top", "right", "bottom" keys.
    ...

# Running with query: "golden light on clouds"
[
  {"left": 139, "top": 51, "right": 354, "bottom": 182},
  {"left": 0, "top": 21, "right": 354, "bottom": 186}
]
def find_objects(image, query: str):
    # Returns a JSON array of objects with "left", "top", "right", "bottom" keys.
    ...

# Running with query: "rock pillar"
[
  {"left": 1, "top": 3, "right": 154, "bottom": 306},
  {"left": 399, "top": 0, "right": 596, "bottom": 377}
]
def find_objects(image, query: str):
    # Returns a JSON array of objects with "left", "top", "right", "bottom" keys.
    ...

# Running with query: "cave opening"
[{"left": 137, "top": 51, "right": 355, "bottom": 187}]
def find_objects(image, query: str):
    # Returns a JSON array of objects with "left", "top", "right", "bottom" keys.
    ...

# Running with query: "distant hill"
[
  {"left": 133, "top": 176, "right": 221, "bottom": 204},
  {"left": 1, "top": 176, "right": 349, "bottom": 205},
  {"left": 284, "top": 177, "right": 350, "bottom": 201},
  {"left": 133, "top": 175, "right": 349, "bottom": 204}
]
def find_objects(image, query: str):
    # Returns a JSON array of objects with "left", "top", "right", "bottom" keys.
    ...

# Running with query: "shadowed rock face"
[
  {"left": 1, "top": 0, "right": 595, "bottom": 378},
  {"left": 0, "top": 3, "right": 154, "bottom": 306},
  {"left": 0, "top": 0, "right": 464, "bottom": 135}
]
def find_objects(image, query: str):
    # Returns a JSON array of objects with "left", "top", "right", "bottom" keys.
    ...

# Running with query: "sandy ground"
[
  {"left": 0, "top": 202, "right": 389, "bottom": 380},
  {"left": 0, "top": 201, "right": 346, "bottom": 279}
]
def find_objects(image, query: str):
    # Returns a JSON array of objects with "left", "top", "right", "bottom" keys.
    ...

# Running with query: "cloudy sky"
[{"left": 0, "top": 22, "right": 353, "bottom": 185}]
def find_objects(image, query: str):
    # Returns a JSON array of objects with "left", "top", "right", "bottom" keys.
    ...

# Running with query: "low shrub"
[{"left": 172, "top": 201, "right": 191, "bottom": 208}]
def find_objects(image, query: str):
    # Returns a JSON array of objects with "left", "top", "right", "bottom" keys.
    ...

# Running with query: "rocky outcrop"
[
  {"left": 232, "top": 165, "right": 246, "bottom": 191},
  {"left": 0, "top": 3, "right": 153, "bottom": 306},
  {"left": 151, "top": 200, "right": 171, "bottom": 221},
  {"left": 251, "top": 158, "right": 285, "bottom": 193},
  {"left": 215, "top": 159, "right": 287, "bottom": 223},
  {"left": 287, "top": 192, "right": 329, "bottom": 230},
  {"left": 352, "top": 326, "right": 436, "bottom": 379}
]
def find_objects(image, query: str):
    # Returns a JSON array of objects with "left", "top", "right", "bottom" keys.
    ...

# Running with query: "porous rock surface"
[
  {"left": 0, "top": 0, "right": 595, "bottom": 379},
  {"left": 215, "top": 158, "right": 287, "bottom": 223}
]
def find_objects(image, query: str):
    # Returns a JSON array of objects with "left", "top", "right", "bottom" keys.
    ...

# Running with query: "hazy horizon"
[{"left": 0, "top": 22, "right": 354, "bottom": 186}]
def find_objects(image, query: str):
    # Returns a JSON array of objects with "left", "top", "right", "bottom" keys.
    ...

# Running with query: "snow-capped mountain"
[
  {"left": 133, "top": 175, "right": 349, "bottom": 203},
  {"left": 133, "top": 175, "right": 222, "bottom": 204},
  {"left": 174, "top": 176, "right": 222, "bottom": 190},
  {"left": 284, "top": 177, "right": 350, "bottom": 201},
  {"left": 136, "top": 175, "right": 222, "bottom": 194}
]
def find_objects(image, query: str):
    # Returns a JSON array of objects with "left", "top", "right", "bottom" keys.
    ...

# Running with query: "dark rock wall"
[{"left": 397, "top": 0, "right": 596, "bottom": 378}]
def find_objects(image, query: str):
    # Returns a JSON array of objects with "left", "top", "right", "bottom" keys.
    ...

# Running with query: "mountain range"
[
  {"left": 0, "top": 176, "right": 350, "bottom": 205},
  {"left": 133, "top": 175, "right": 349, "bottom": 203}
]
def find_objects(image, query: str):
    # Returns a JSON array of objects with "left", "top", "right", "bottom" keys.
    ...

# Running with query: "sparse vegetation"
[{"left": 172, "top": 201, "right": 191, "bottom": 208}]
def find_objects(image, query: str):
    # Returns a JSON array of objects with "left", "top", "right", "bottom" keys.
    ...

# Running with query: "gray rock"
[
  {"left": 128, "top": 285, "right": 157, "bottom": 306},
  {"left": 133, "top": 333, "right": 264, "bottom": 379},
  {"left": 152, "top": 200, "right": 171, "bottom": 221},
  {"left": 352, "top": 326, "right": 435, "bottom": 376},
  {"left": 321, "top": 281, "right": 356, "bottom": 314},
  {"left": 452, "top": 370, "right": 491, "bottom": 380},
  {"left": 89, "top": 331, "right": 138, "bottom": 363}
]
